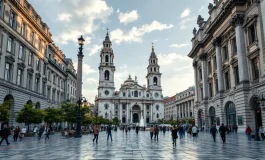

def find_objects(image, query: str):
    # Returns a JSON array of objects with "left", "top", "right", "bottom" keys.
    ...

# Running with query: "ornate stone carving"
[
  {"left": 192, "top": 61, "right": 197, "bottom": 68},
  {"left": 208, "top": 3, "right": 213, "bottom": 11},
  {"left": 197, "top": 15, "right": 204, "bottom": 27},
  {"left": 27, "top": 68, "right": 34, "bottom": 74},
  {"left": 17, "top": 62, "right": 26, "bottom": 69},
  {"left": 230, "top": 14, "right": 244, "bottom": 26},
  {"left": 213, "top": 0, "right": 218, "bottom": 5},
  {"left": 212, "top": 37, "right": 222, "bottom": 47},
  {"left": 193, "top": 27, "right": 197, "bottom": 36},
  {"left": 199, "top": 53, "right": 207, "bottom": 61},
  {"left": 5, "top": 55, "right": 15, "bottom": 64},
  {"left": 35, "top": 73, "right": 41, "bottom": 78}
]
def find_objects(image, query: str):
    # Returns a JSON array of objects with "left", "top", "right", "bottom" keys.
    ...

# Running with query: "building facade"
[
  {"left": 188, "top": 0, "right": 265, "bottom": 130},
  {"left": 0, "top": 0, "right": 77, "bottom": 127},
  {"left": 164, "top": 87, "right": 195, "bottom": 121},
  {"left": 95, "top": 32, "right": 164, "bottom": 125}
]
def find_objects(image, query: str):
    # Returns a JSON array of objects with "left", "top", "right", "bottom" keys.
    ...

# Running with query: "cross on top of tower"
[{"left": 152, "top": 42, "right": 154, "bottom": 52}]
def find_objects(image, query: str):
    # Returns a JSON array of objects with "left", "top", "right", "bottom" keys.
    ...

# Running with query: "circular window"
[
  {"left": 105, "top": 90, "right": 109, "bottom": 95},
  {"left": 155, "top": 93, "right": 159, "bottom": 97}
]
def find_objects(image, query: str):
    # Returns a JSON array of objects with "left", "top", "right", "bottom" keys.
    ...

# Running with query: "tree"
[
  {"left": 44, "top": 107, "right": 63, "bottom": 128},
  {"left": 157, "top": 119, "right": 163, "bottom": 124},
  {"left": 0, "top": 100, "right": 12, "bottom": 124},
  {"left": 16, "top": 103, "right": 44, "bottom": 132},
  {"left": 187, "top": 118, "right": 192, "bottom": 124},
  {"left": 112, "top": 117, "right": 119, "bottom": 126},
  {"left": 82, "top": 115, "right": 93, "bottom": 126}
]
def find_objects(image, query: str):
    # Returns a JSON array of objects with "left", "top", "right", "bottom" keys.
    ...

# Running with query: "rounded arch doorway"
[
  {"left": 209, "top": 107, "right": 216, "bottom": 126},
  {"left": 3, "top": 94, "right": 14, "bottom": 127},
  {"left": 250, "top": 96, "right": 263, "bottom": 128},
  {"left": 225, "top": 102, "right": 236, "bottom": 127},
  {"left": 133, "top": 113, "right": 139, "bottom": 123}
]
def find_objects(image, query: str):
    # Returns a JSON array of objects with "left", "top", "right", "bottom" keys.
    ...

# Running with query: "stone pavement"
[{"left": 0, "top": 130, "right": 264, "bottom": 160}]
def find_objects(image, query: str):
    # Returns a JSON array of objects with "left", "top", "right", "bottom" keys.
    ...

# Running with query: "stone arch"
[
  {"left": 3, "top": 94, "right": 14, "bottom": 126},
  {"left": 225, "top": 101, "right": 236, "bottom": 126},
  {"left": 209, "top": 106, "right": 216, "bottom": 126},
  {"left": 132, "top": 105, "right": 140, "bottom": 111},
  {"left": 153, "top": 77, "right": 158, "bottom": 85},
  {"left": 104, "top": 70, "right": 110, "bottom": 80},
  {"left": 26, "top": 100, "right": 33, "bottom": 104},
  {"left": 249, "top": 95, "right": 262, "bottom": 128},
  {"left": 35, "top": 102, "right": 40, "bottom": 109}
]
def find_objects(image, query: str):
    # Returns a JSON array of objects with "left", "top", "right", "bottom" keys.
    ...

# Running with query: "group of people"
[{"left": 92, "top": 125, "right": 113, "bottom": 143}]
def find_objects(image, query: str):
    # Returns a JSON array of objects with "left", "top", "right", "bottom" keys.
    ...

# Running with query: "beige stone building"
[
  {"left": 188, "top": 0, "right": 265, "bottom": 130},
  {"left": 0, "top": 0, "right": 76, "bottom": 127}
]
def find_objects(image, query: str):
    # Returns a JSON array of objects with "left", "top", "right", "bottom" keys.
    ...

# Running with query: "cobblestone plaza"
[{"left": 0, "top": 130, "right": 265, "bottom": 160}]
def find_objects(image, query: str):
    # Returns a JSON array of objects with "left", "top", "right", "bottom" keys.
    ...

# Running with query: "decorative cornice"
[
  {"left": 5, "top": 55, "right": 15, "bottom": 64},
  {"left": 212, "top": 37, "right": 222, "bottom": 47},
  {"left": 199, "top": 53, "right": 207, "bottom": 61},
  {"left": 35, "top": 73, "right": 41, "bottom": 78},
  {"left": 27, "top": 68, "right": 34, "bottom": 74},
  {"left": 42, "top": 77, "right": 47, "bottom": 82},
  {"left": 17, "top": 62, "right": 26, "bottom": 69},
  {"left": 230, "top": 14, "right": 245, "bottom": 26},
  {"left": 192, "top": 61, "right": 197, "bottom": 68}
]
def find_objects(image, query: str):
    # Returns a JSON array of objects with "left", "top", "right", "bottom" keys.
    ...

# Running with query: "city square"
[
  {"left": 1, "top": 0, "right": 265, "bottom": 159},
  {"left": 1, "top": 130, "right": 265, "bottom": 160}
]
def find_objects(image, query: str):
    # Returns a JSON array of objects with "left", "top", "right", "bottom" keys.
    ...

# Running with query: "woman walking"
[
  {"left": 171, "top": 125, "right": 178, "bottom": 145},
  {"left": 13, "top": 126, "right": 19, "bottom": 141}
]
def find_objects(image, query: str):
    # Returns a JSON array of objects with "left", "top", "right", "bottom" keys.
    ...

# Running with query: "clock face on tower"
[
  {"left": 105, "top": 90, "right": 109, "bottom": 95},
  {"left": 155, "top": 93, "right": 159, "bottom": 97}
]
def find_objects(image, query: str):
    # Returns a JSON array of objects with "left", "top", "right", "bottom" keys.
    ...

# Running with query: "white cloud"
[
  {"left": 179, "top": 17, "right": 195, "bottom": 30},
  {"left": 165, "top": 38, "right": 169, "bottom": 41},
  {"left": 73, "top": 62, "right": 97, "bottom": 75},
  {"left": 119, "top": 10, "right": 139, "bottom": 25},
  {"left": 116, "top": 9, "right": 120, "bottom": 13},
  {"left": 88, "top": 44, "right": 101, "bottom": 56},
  {"left": 110, "top": 21, "right": 173, "bottom": 44},
  {"left": 180, "top": 8, "right": 191, "bottom": 18},
  {"left": 120, "top": 64, "right": 128, "bottom": 69},
  {"left": 85, "top": 77, "right": 97, "bottom": 84},
  {"left": 57, "top": 12, "right": 72, "bottom": 22},
  {"left": 153, "top": 40, "right": 159, "bottom": 42},
  {"left": 170, "top": 43, "right": 189, "bottom": 48}
]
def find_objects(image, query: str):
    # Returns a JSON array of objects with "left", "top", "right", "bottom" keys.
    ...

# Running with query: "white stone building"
[
  {"left": 188, "top": 0, "right": 265, "bottom": 130},
  {"left": 0, "top": 0, "right": 77, "bottom": 127},
  {"left": 95, "top": 33, "right": 164, "bottom": 125}
]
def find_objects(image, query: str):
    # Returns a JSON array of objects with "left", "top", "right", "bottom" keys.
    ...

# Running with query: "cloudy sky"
[{"left": 28, "top": 0, "right": 211, "bottom": 102}]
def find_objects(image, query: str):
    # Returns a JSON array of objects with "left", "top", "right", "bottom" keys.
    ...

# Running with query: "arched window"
[
  {"left": 105, "top": 55, "right": 109, "bottom": 62},
  {"left": 153, "top": 77, "right": 158, "bottom": 85},
  {"left": 35, "top": 102, "right": 40, "bottom": 109},
  {"left": 151, "top": 68, "right": 152, "bottom": 72},
  {"left": 134, "top": 91, "right": 138, "bottom": 97},
  {"left": 154, "top": 68, "right": 156, "bottom": 72},
  {"left": 157, "top": 113, "right": 159, "bottom": 118},
  {"left": 104, "top": 104, "right": 109, "bottom": 110},
  {"left": 104, "top": 70, "right": 109, "bottom": 80},
  {"left": 153, "top": 60, "right": 155, "bottom": 63}
]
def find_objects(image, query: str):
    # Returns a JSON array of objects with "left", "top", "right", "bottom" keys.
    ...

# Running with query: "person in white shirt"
[
  {"left": 192, "top": 126, "right": 198, "bottom": 137},
  {"left": 21, "top": 127, "right": 27, "bottom": 134},
  {"left": 33, "top": 126, "right": 38, "bottom": 135}
]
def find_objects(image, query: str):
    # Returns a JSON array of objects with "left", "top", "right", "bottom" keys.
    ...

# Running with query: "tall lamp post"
[{"left": 75, "top": 35, "right": 85, "bottom": 138}]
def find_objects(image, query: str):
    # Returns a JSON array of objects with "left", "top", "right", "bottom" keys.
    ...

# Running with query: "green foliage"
[
  {"left": 61, "top": 102, "right": 90, "bottom": 124},
  {"left": 112, "top": 117, "right": 119, "bottom": 126},
  {"left": 157, "top": 119, "right": 163, "bottom": 124},
  {"left": 44, "top": 107, "right": 64, "bottom": 126},
  {"left": 0, "top": 100, "right": 12, "bottom": 123},
  {"left": 82, "top": 115, "right": 93, "bottom": 126},
  {"left": 16, "top": 103, "right": 44, "bottom": 126},
  {"left": 180, "top": 119, "right": 186, "bottom": 124},
  {"left": 186, "top": 118, "right": 192, "bottom": 124}
]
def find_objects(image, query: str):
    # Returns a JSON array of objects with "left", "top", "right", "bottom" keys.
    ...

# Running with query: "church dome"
[
  {"left": 121, "top": 75, "right": 135, "bottom": 87},
  {"left": 150, "top": 44, "right": 156, "bottom": 57}
]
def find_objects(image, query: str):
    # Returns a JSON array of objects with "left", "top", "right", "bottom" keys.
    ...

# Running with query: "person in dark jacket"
[
  {"left": 136, "top": 126, "right": 139, "bottom": 135},
  {"left": 171, "top": 125, "right": 178, "bottom": 145},
  {"left": 45, "top": 126, "right": 51, "bottom": 140},
  {"left": 210, "top": 125, "right": 218, "bottom": 141},
  {"left": 38, "top": 125, "right": 45, "bottom": 140},
  {"left": 154, "top": 125, "right": 159, "bottom": 141},
  {"left": 107, "top": 125, "right": 112, "bottom": 141},
  {"left": 0, "top": 125, "right": 10, "bottom": 145},
  {"left": 219, "top": 123, "right": 227, "bottom": 143},
  {"left": 13, "top": 126, "right": 19, "bottom": 141}
]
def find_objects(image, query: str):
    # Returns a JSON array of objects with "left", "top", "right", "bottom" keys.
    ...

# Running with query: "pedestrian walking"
[
  {"left": 192, "top": 125, "right": 198, "bottom": 138},
  {"left": 234, "top": 125, "right": 238, "bottom": 134},
  {"left": 150, "top": 125, "right": 154, "bottom": 140},
  {"left": 163, "top": 126, "right": 166, "bottom": 134},
  {"left": 13, "top": 126, "right": 19, "bottom": 141},
  {"left": 219, "top": 123, "right": 227, "bottom": 143},
  {"left": 107, "top": 125, "right": 112, "bottom": 141},
  {"left": 136, "top": 126, "right": 139, "bottom": 135},
  {"left": 259, "top": 126, "right": 265, "bottom": 141},
  {"left": 210, "top": 125, "right": 218, "bottom": 142},
  {"left": 0, "top": 125, "right": 10, "bottom": 145},
  {"left": 93, "top": 125, "right": 99, "bottom": 143},
  {"left": 179, "top": 125, "right": 184, "bottom": 139},
  {"left": 125, "top": 126, "right": 128, "bottom": 135},
  {"left": 33, "top": 126, "right": 38, "bottom": 136},
  {"left": 246, "top": 125, "right": 252, "bottom": 141},
  {"left": 154, "top": 125, "right": 159, "bottom": 141},
  {"left": 45, "top": 126, "right": 51, "bottom": 140},
  {"left": 38, "top": 125, "right": 44, "bottom": 140},
  {"left": 171, "top": 125, "right": 178, "bottom": 145}
]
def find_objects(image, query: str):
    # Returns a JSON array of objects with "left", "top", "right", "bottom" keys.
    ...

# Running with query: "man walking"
[
  {"left": 38, "top": 125, "right": 44, "bottom": 140},
  {"left": 45, "top": 126, "right": 51, "bottom": 140},
  {"left": 136, "top": 126, "right": 139, "bottom": 135},
  {"left": 154, "top": 125, "right": 159, "bottom": 141},
  {"left": 219, "top": 123, "right": 227, "bottom": 143},
  {"left": 0, "top": 125, "right": 10, "bottom": 145},
  {"left": 171, "top": 125, "right": 178, "bottom": 145},
  {"left": 107, "top": 125, "right": 112, "bottom": 141},
  {"left": 93, "top": 125, "right": 99, "bottom": 143},
  {"left": 150, "top": 125, "right": 154, "bottom": 140},
  {"left": 210, "top": 125, "right": 218, "bottom": 141},
  {"left": 192, "top": 125, "right": 198, "bottom": 138}
]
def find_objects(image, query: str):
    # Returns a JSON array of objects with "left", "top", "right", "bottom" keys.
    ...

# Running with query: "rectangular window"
[
  {"left": 9, "top": 11, "right": 15, "bottom": 27},
  {"left": 58, "top": 78, "right": 60, "bottom": 87},
  {"left": 232, "top": 38, "right": 237, "bottom": 53},
  {"left": 7, "top": 37, "right": 13, "bottom": 53},
  {"left": 208, "top": 60, "right": 212, "bottom": 75},
  {"left": 28, "top": 52, "right": 32, "bottom": 66},
  {"left": 43, "top": 63, "right": 46, "bottom": 75},
  {"left": 224, "top": 72, "right": 230, "bottom": 90},
  {"left": 48, "top": 71, "right": 51, "bottom": 81},
  {"left": 213, "top": 56, "right": 217, "bottom": 70},
  {"left": 35, "top": 78, "right": 39, "bottom": 92},
  {"left": 42, "top": 82, "right": 46, "bottom": 95},
  {"left": 223, "top": 45, "right": 228, "bottom": 61},
  {"left": 30, "top": 32, "right": 34, "bottom": 44},
  {"left": 200, "top": 88, "right": 203, "bottom": 100},
  {"left": 17, "top": 69, "right": 22, "bottom": 85},
  {"left": 47, "top": 88, "right": 51, "bottom": 100},
  {"left": 234, "top": 66, "right": 239, "bottom": 85},
  {"left": 21, "top": 23, "right": 25, "bottom": 36},
  {"left": 38, "top": 39, "right": 41, "bottom": 51},
  {"left": 248, "top": 24, "right": 256, "bottom": 44},
  {"left": 36, "top": 59, "right": 40, "bottom": 71},
  {"left": 53, "top": 75, "right": 56, "bottom": 84},
  {"left": 4, "top": 63, "right": 11, "bottom": 81},
  {"left": 209, "top": 83, "right": 213, "bottom": 98},
  {"left": 52, "top": 90, "right": 55, "bottom": 101},
  {"left": 18, "top": 45, "right": 24, "bottom": 60},
  {"left": 199, "top": 68, "right": 202, "bottom": 80},
  {"left": 215, "top": 79, "right": 218, "bottom": 94},
  {"left": 252, "top": 57, "right": 259, "bottom": 80},
  {"left": 123, "top": 104, "right": 126, "bottom": 110},
  {"left": 27, "top": 74, "right": 32, "bottom": 90}
]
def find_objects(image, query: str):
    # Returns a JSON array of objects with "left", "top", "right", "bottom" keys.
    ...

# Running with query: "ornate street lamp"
[{"left": 75, "top": 35, "right": 85, "bottom": 138}]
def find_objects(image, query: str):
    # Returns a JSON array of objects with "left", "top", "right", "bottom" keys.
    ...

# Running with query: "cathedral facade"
[{"left": 95, "top": 32, "right": 164, "bottom": 125}]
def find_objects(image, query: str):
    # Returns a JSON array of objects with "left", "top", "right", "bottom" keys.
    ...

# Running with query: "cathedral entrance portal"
[{"left": 133, "top": 113, "right": 139, "bottom": 123}]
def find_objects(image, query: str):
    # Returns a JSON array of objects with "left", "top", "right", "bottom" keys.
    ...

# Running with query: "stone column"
[
  {"left": 144, "top": 103, "right": 146, "bottom": 121},
  {"left": 212, "top": 37, "right": 224, "bottom": 92},
  {"left": 193, "top": 61, "right": 199, "bottom": 102},
  {"left": 120, "top": 103, "right": 122, "bottom": 122},
  {"left": 130, "top": 106, "right": 132, "bottom": 123},
  {"left": 200, "top": 53, "right": 209, "bottom": 100},
  {"left": 76, "top": 53, "right": 84, "bottom": 100},
  {"left": 231, "top": 14, "right": 249, "bottom": 83},
  {"left": 151, "top": 104, "right": 153, "bottom": 121},
  {"left": 126, "top": 103, "right": 129, "bottom": 123}
]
